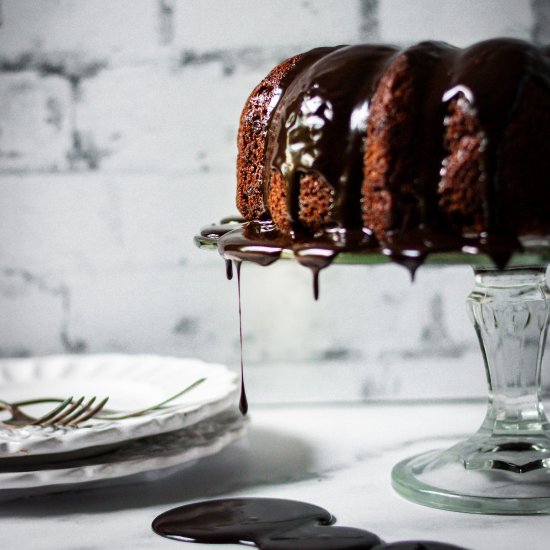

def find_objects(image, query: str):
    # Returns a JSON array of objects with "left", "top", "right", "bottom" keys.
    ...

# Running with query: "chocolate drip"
[
  {"left": 294, "top": 244, "right": 343, "bottom": 300},
  {"left": 206, "top": 220, "right": 530, "bottom": 279},
  {"left": 226, "top": 259, "right": 234, "bottom": 280},
  {"left": 152, "top": 498, "right": 470, "bottom": 550},
  {"left": 312, "top": 267, "right": 320, "bottom": 301},
  {"left": 236, "top": 261, "right": 248, "bottom": 415},
  {"left": 219, "top": 221, "right": 285, "bottom": 266},
  {"left": 216, "top": 222, "right": 380, "bottom": 279}
]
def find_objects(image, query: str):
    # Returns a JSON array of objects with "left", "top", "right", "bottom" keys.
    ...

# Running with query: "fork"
[
  {"left": 0, "top": 396, "right": 109, "bottom": 429},
  {"left": 0, "top": 376, "right": 206, "bottom": 430}
]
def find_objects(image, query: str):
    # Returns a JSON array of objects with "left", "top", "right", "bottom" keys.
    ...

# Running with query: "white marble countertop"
[{"left": 1, "top": 400, "right": 549, "bottom": 550}]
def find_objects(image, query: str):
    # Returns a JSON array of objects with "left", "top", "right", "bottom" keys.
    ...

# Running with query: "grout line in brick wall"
[
  {"left": 0, "top": 50, "right": 111, "bottom": 171},
  {"left": 2, "top": 267, "right": 87, "bottom": 354},
  {"left": 531, "top": 0, "right": 550, "bottom": 44},
  {"left": 178, "top": 44, "right": 336, "bottom": 75},
  {"left": 359, "top": 0, "right": 379, "bottom": 41},
  {"left": 158, "top": 0, "right": 175, "bottom": 46}
]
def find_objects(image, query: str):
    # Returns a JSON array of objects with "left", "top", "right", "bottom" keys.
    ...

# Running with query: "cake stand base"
[
  {"left": 393, "top": 266, "right": 550, "bottom": 514},
  {"left": 392, "top": 442, "right": 550, "bottom": 515}
]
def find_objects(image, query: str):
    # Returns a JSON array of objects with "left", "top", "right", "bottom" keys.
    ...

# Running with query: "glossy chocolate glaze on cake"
[
  {"left": 270, "top": 44, "right": 398, "bottom": 231},
  {"left": 226, "top": 38, "right": 550, "bottom": 279},
  {"left": 441, "top": 39, "right": 550, "bottom": 233},
  {"left": 237, "top": 47, "right": 338, "bottom": 221}
]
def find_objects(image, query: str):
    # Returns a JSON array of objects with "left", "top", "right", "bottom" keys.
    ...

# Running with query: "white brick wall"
[
  {"left": 0, "top": 72, "right": 72, "bottom": 171},
  {"left": 0, "top": 0, "right": 548, "bottom": 402},
  {"left": 378, "top": 0, "right": 533, "bottom": 46},
  {"left": 0, "top": 0, "right": 163, "bottom": 63},
  {"left": 172, "top": 1, "right": 365, "bottom": 49}
]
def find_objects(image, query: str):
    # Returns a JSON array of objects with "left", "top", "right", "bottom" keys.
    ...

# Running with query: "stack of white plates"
[{"left": 0, "top": 355, "right": 246, "bottom": 500}]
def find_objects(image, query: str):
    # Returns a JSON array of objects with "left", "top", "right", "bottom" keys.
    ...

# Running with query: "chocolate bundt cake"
[{"left": 226, "top": 38, "right": 550, "bottom": 272}]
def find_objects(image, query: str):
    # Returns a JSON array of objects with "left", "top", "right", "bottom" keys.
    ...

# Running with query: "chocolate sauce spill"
[
  {"left": 374, "top": 543, "right": 469, "bottom": 550},
  {"left": 152, "top": 498, "right": 380, "bottom": 549},
  {"left": 236, "top": 261, "right": 248, "bottom": 415},
  {"left": 152, "top": 498, "right": 469, "bottom": 550}
]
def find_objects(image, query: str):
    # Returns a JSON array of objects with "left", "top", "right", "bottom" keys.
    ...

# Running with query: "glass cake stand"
[
  {"left": 196, "top": 227, "right": 550, "bottom": 514},
  {"left": 391, "top": 262, "right": 550, "bottom": 515}
]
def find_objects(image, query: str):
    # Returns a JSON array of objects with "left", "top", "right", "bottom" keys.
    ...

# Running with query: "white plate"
[
  {"left": 0, "top": 408, "right": 247, "bottom": 500},
  {"left": 0, "top": 355, "right": 239, "bottom": 462}
]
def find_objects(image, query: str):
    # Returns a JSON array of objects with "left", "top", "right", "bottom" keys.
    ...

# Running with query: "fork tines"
[
  {"left": 65, "top": 396, "right": 109, "bottom": 427},
  {"left": 28, "top": 396, "right": 109, "bottom": 428}
]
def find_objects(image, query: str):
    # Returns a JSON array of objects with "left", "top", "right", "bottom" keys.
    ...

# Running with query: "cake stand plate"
[
  {"left": 197, "top": 221, "right": 550, "bottom": 514},
  {"left": 195, "top": 227, "right": 550, "bottom": 268}
]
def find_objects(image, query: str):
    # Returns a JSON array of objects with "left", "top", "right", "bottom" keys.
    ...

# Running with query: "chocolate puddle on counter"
[{"left": 152, "top": 497, "right": 469, "bottom": 549}]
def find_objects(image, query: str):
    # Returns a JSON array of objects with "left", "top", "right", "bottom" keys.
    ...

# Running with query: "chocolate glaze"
[
  {"left": 152, "top": 498, "right": 470, "bottom": 550},
  {"left": 217, "top": 220, "right": 379, "bottom": 295},
  {"left": 443, "top": 38, "right": 550, "bottom": 233},
  {"left": 262, "top": 46, "right": 342, "bottom": 203},
  {"left": 210, "top": 220, "right": 527, "bottom": 288},
  {"left": 231, "top": 38, "right": 549, "bottom": 274},
  {"left": 270, "top": 44, "right": 398, "bottom": 230},
  {"left": 393, "top": 42, "right": 458, "bottom": 230}
]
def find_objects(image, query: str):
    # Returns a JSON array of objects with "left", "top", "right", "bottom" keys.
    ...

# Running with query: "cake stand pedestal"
[
  {"left": 392, "top": 265, "right": 550, "bottom": 514},
  {"left": 196, "top": 224, "right": 550, "bottom": 513}
]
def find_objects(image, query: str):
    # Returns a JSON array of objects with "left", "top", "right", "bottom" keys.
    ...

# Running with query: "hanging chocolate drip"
[
  {"left": 236, "top": 261, "right": 248, "bottom": 415},
  {"left": 226, "top": 259, "right": 234, "bottom": 280},
  {"left": 312, "top": 267, "right": 320, "bottom": 301}
]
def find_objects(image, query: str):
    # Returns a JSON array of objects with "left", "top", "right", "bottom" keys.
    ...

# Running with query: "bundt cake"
[{"left": 222, "top": 38, "right": 550, "bottom": 274}]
